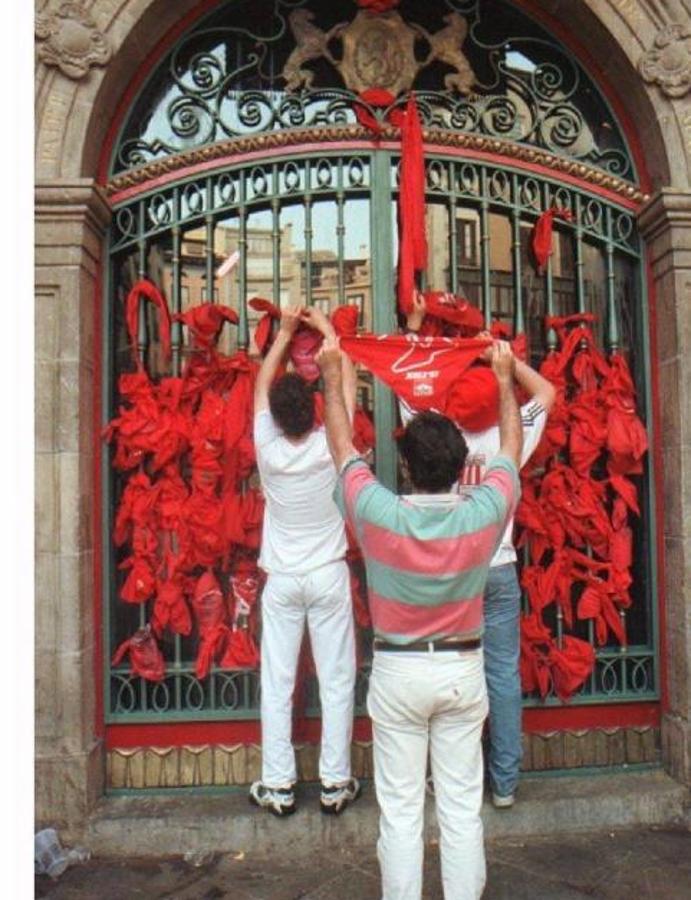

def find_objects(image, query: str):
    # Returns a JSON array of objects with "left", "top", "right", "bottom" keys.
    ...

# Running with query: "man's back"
[
  {"left": 254, "top": 409, "right": 346, "bottom": 575},
  {"left": 335, "top": 454, "right": 519, "bottom": 644}
]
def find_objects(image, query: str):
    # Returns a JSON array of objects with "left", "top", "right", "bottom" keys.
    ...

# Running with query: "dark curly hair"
[
  {"left": 269, "top": 373, "right": 315, "bottom": 438},
  {"left": 399, "top": 411, "right": 468, "bottom": 492}
]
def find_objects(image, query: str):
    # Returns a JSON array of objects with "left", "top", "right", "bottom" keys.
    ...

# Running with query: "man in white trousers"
[
  {"left": 249, "top": 304, "right": 360, "bottom": 817},
  {"left": 318, "top": 335, "right": 522, "bottom": 899}
]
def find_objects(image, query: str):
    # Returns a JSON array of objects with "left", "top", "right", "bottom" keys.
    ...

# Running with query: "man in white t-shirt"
[
  {"left": 406, "top": 296, "right": 555, "bottom": 808},
  {"left": 458, "top": 360, "right": 554, "bottom": 807},
  {"left": 249, "top": 304, "right": 360, "bottom": 818}
]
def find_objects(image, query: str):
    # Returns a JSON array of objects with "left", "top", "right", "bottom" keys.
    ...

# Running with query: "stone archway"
[{"left": 34, "top": 0, "right": 691, "bottom": 835}]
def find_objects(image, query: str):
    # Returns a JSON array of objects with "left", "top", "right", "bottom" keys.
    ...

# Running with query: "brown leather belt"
[{"left": 373, "top": 638, "right": 482, "bottom": 653}]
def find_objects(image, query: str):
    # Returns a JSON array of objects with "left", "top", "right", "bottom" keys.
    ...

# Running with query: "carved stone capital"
[
  {"left": 35, "top": 2, "right": 111, "bottom": 80},
  {"left": 639, "top": 23, "right": 691, "bottom": 98}
]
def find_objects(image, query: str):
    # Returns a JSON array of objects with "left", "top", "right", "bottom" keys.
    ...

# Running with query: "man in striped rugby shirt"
[{"left": 317, "top": 336, "right": 522, "bottom": 900}]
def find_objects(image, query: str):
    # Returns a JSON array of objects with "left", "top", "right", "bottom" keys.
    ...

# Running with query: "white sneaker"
[
  {"left": 320, "top": 777, "right": 361, "bottom": 815},
  {"left": 491, "top": 792, "right": 515, "bottom": 809},
  {"left": 248, "top": 781, "right": 296, "bottom": 817}
]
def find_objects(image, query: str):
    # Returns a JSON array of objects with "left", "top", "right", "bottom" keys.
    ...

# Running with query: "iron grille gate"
[{"left": 104, "top": 147, "right": 657, "bottom": 723}]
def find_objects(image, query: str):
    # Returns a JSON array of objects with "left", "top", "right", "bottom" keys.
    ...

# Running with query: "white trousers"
[
  {"left": 367, "top": 649, "right": 489, "bottom": 900},
  {"left": 260, "top": 559, "right": 356, "bottom": 788}
]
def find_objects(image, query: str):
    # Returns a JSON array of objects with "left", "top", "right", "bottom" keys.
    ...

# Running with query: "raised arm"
[
  {"left": 254, "top": 305, "right": 302, "bottom": 412},
  {"left": 513, "top": 358, "right": 556, "bottom": 412},
  {"left": 491, "top": 341, "right": 522, "bottom": 468},
  {"left": 406, "top": 291, "right": 426, "bottom": 333},
  {"left": 316, "top": 334, "right": 357, "bottom": 470}
]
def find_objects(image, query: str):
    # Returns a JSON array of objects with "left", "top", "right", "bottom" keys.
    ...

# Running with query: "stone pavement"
[{"left": 36, "top": 825, "right": 691, "bottom": 899}]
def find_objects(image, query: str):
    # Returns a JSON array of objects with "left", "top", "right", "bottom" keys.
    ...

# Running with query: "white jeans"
[
  {"left": 367, "top": 649, "right": 489, "bottom": 900},
  {"left": 260, "top": 559, "right": 356, "bottom": 788}
]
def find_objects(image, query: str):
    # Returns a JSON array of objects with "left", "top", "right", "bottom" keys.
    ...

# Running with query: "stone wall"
[{"left": 34, "top": 0, "right": 691, "bottom": 835}]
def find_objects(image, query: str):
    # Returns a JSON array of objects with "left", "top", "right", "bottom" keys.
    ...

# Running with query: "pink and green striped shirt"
[{"left": 334, "top": 456, "right": 520, "bottom": 644}]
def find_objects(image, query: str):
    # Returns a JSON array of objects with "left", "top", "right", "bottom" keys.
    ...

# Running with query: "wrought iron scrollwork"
[{"left": 113, "top": 0, "right": 636, "bottom": 185}]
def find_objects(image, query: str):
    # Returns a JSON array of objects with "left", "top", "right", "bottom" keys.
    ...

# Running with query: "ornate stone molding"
[
  {"left": 639, "top": 23, "right": 691, "bottom": 97},
  {"left": 106, "top": 125, "right": 648, "bottom": 204},
  {"left": 106, "top": 728, "right": 658, "bottom": 788},
  {"left": 35, "top": 2, "right": 111, "bottom": 80}
]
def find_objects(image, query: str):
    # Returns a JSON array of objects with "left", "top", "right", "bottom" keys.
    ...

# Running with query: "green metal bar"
[
  {"left": 238, "top": 172, "right": 249, "bottom": 348},
  {"left": 511, "top": 174, "right": 524, "bottom": 335},
  {"left": 205, "top": 178, "right": 215, "bottom": 301},
  {"left": 574, "top": 193, "right": 585, "bottom": 313},
  {"left": 170, "top": 191, "right": 183, "bottom": 705},
  {"left": 336, "top": 160, "right": 345, "bottom": 305},
  {"left": 448, "top": 169, "right": 458, "bottom": 295},
  {"left": 271, "top": 169, "right": 281, "bottom": 307},
  {"left": 542, "top": 181, "right": 558, "bottom": 351},
  {"left": 371, "top": 150, "right": 397, "bottom": 490},
  {"left": 304, "top": 165, "right": 313, "bottom": 306},
  {"left": 605, "top": 206, "right": 619, "bottom": 352},
  {"left": 480, "top": 169, "right": 491, "bottom": 326}
]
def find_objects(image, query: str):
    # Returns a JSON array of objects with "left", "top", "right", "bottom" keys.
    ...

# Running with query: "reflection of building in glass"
[
  {"left": 424, "top": 203, "right": 610, "bottom": 351},
  {"left": 159, "top": 223, "right": 372, "bottom": 356}
]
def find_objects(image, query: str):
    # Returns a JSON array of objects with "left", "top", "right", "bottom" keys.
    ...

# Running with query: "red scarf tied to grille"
[{"left": 112, "top": 625, "right": 166, "bottom": 682}]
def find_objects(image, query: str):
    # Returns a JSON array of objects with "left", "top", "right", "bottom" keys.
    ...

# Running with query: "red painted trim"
[
  {"left": 109, "top": 139, "right": 642, "bottom": 211},
  {"left": 523, "top": 702, "right": 660, "bottom": 733},
  {"left": 93, "top": 260, "right": 104, "bottom": 739},
  {"left": 644, "top": 254, "right": 668, "bottom": 712},
  {"left": 106, "top": 717, "right": 373, "bottom": 749},
  {"left": 106, "top": 704, "right": 659, "bottom": 750}
]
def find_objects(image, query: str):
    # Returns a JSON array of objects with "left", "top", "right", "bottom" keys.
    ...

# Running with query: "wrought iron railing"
[{"left": 105, "top": 147, "right": 656, "bottom": 721}]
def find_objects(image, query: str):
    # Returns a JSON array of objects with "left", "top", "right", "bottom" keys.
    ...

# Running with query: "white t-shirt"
[
  {"left": 254, "top": 409, "right": 346, "bottom": 575},
  {"left": 459, "top": 400, "right": 547, "bottom": 566}
]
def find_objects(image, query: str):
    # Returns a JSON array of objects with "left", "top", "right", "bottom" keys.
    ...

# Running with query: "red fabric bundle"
[
  {"left": 331, "top": 305, "right": 359, "bottom": 337},
  {"left": 124, "top": 280, "right": 172, "bottom": 371},
  {"left": 180, "top": 490, "right": 225, "bottom": 569},
  {"left": 531, "top": 208, "right": 574, "bottom": 274},
  {"left": 221, "top": 561, "right": 261, "bottom": 670},
  {"left": 112, "top": 625, "right": 166, "bottom": 682},
  {"left": 289, "top": 328, "right": 323, "bottom": 383},
  {"left": 444, "top": 365, "right": 499, "bottom": 432},
  {"left": 174, "top": 303, "right": 238, "bottom": 350},
  {"left": 421, "top": 291, "right": 485, "bottom": 334},
  {"left": 192, "top": 570, "right": 230, "bottom": 679},
  {"left": 119, "top": 555, "right": 157, "bottom": 604},
  {"left": 603, "top": 354, "right": 648, "bottom": 476},
  {"left": 548, "top": 636, "right": 595, "bottom": 702},
  {"left": 519, "top": 613, "right": 553, "bottom": 698},
  {"left": 568, "top": 390, "right": 608, "bottom": 474},
  {"left": 151, "top": 575, "right": 192, "bottom": 637},
  {"left": 353, "top": 407, "right": 375, "bottom": 454},
  {"left": 249, "top": 297, "right": 280, "bottom": 355}
]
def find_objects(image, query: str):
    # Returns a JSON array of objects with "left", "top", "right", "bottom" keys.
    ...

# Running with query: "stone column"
[
  {"left": 35, "top": 180, "right": 111, "bottom": 836},
  {"left": 638, "top": 189, "right": 691, "bottom": 786}
]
